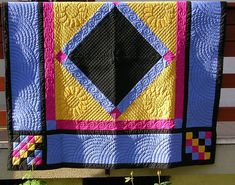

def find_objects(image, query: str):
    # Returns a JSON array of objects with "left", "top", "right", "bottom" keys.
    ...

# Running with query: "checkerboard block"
[
  {"left": 12, "top": 135, "right": 43, "bottom": 167},
  {"left": 185, "top": 131, "right": 212, "bottom": 161}
]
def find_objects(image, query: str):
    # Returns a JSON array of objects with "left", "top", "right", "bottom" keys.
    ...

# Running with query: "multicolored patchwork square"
[
  {"left": 12, "top": 135, "right": 43, "bottom": 167},
  {"left": 4, "top": 2, "right": 226, "bottom": 170},
  {"left": 186, "top": 131, "right": 212, "bottom": 161}
]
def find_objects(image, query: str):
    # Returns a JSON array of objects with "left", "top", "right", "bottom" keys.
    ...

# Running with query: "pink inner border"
[
  {"left": 175, "top": 2, "right": 187, "bottom": 119},
  {"left": 56, "top": 120, "right": 175, "bottom": 130},
  {"left": 43, "top": 2, "right": 55, "bottom": 120}
]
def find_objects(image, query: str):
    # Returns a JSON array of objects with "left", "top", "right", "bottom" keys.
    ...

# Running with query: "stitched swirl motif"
[
  {"left": 8, "top": 3, "right": 42, "bottom": 131},
  {"left": 127, "top": 2, "right": 177, "bottom": 53},
  {"left": 143, "top": 85, "right": 171, "bottom": 118},
  {"left": 63, "top": 86, "right": 88, "bottom": 117},
  {"left": 57, "top": 4, "right": 88, "bottom": 28},
  {"left": 186, "top": 2, "right": 222, "bottom": 127},
  {"left": 143, "top": 3, "right": 175, "bottom": 30},
  {"left": 53, "top": 3, "right": 104, "bottom": 54},
  {"left": 56, "top": 3, "right": 174, "bottom": 120},
  {"left": 117, "top": 3, "right": 169, "bottom": 56},
  {"left": 47, "top": 134, "right": 182, "bottom": 164},
  {"left": 5, "top": 1, "right": 225, "bottom": 170},
  {"left": 62, "top": 59, "right": 115, "bottom": 113}
]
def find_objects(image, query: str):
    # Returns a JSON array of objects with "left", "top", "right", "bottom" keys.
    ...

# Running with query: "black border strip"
[
  {"left": 182, "top": 2, "right": 191, "bottom": 130},
  {"left": 2, "top": 4, "right": 12, "bottom": 137},
  {"left": 37, "top": 2, "right": 47, "bottom": 169},
  {"left": 211, "top": 1, "right": 227, "bottom": 163},
  {"left": 11, "top": 159, "right": 215, "bottom": 171},
  {"left": 181, "top": 1, "right": 191, "bottom": 163},
  {"left": 45, "top": 159, "right": 214, "bottom": 170},
  {"left": 45, "top": 127, "right": 215, "bottom": 135}
]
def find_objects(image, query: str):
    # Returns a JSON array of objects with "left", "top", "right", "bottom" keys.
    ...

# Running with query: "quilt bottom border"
[{"left": 9, "top": 159, "right": 215, "bottom": 171}]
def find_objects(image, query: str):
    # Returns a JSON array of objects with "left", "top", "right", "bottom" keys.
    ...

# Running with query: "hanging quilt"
[{"left": 3, "top": 2, "right": 226, "bottom": 170}]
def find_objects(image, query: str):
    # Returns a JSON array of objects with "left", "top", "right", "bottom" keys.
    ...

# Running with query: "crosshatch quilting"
[{"left": 3, "top": 1, "right": 226, "bottom": 170}]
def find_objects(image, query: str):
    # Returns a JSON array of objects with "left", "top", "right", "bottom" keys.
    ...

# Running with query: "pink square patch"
[{"left": 192, "top": 146, "right": 198, "bottom": 153}]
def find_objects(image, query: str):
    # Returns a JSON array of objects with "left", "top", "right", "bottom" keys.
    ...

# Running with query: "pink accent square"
[
  {"left": 56, "top": 51, "right": 67, "bottom": 63},
  {"left": 199, "top": 153, "right": 205, "bottom": 160},
  {"left": 113, "top": 2, "right": 120, "bottom": 5},
  {"left": 28, "top": 136, "right": 35, "bottom": 143},
  {"left": 34, "top": 157, "right": 42, "bottom": 165},
  {"left": 27, "top": 135, "right": 33, "bottom": 140},
  {"left": 12, "top": 150, "right": 20, "bottom": 157},
  {"left": 21, "top": 144, "right": 28, "bottom": 150},
  {"left": 163, "top": 51, "right": 175, "bottom": 63},
  {"left": 20, "top": 143, "right": 28, "bottom": 150},
  {"left": 110, "top": 108, "right": 122, "bottom": 119},
  {"left": 205, "top": 131, "right": 212, "bottom": 138},
  {"left": 192, "top": 146, "right": 198, "bottom": 153},
  {"left": 186, "top": 139, "right": 192, "bottom": 146}
]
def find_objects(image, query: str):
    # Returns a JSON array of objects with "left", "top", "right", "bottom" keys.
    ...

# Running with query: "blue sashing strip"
[
  {"left": 47, "top": 133, "right": 182, "bottom": 165},
  {"left": 8, "top": 3, "right": 42, "bottom": 131},
  {"left": 63, "top": 3, "right": 115, "bottom": 55},
  {"left": 116, "top": 3, "right": 169, "bottom": 57},
  {"left": 186, "top": 2, "right": 222, "bottom": 128}
]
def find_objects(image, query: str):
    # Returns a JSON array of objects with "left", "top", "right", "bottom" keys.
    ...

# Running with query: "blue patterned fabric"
[
  {"left": 47, "top": 134, "right": 182, "bottom": 165},
  {"left": 186, "top": 2, "right": 222, "bottom": 128},
  {"left": 117, "top": 3, "right": 169, "bottom": 56},
  {"left": 8, "top": 3, "right": 42, "bottom": 131}
]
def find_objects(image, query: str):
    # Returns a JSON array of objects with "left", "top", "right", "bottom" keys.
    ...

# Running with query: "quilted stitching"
[
  {"left": 55, "top": 60, "right": 113, "bottom": 121},
  {"left": 118, "top": 60, "right": 176, "bottom": 120},
  {"left": 128, "top": 2, "right": 177, "bottom": 54},
  {"left": 4, "top": 2, "right": 226, "bottom": 170},
  {"left": 54, "top": 2, "right": 104, "bottom": 54}
]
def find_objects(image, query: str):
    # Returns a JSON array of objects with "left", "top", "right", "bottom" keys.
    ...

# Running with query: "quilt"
[{"left": 3, "top": 2, "right": 226, "bottom": 170}]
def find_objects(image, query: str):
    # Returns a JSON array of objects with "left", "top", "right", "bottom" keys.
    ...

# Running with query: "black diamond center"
[{"left": 69, "top": 7, "right": 161, "bottom": 106}]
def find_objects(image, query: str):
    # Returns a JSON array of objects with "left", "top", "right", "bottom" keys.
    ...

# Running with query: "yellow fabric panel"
[
  {"left": 118, "top": 61, "right": 176, "bottom": 120},
  {"left": 127, "top": 2, "right": 177, "bottom": 54},
  {"left": 186, "top": 132, "right": 193, "bottom": 139},
  {"left": 12, "top": 157, "right": 21, "bottom": 165},
  {"left": 20, "top": 150, "right": 28, "bottom": 158},
  {"left": 55, "top": 60, "right": 113, "bottom": 121},
  {"left": 27, "top": 143, "right": 35, "bottom": 151},
  {"left": 53, "top": 2, "right": 104, "bottom": 54},
  {"left": 199, "top": 146, "right": 205, "bottom": 152},
  {"left": 192, "top": 139, "right": 199, "bottom": 146},
  {"left": 205, "top": 152, "right": 211, "bottom": 160},
  {"left": 35, "top": 135, "right": 43, "bottom": 144}
]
